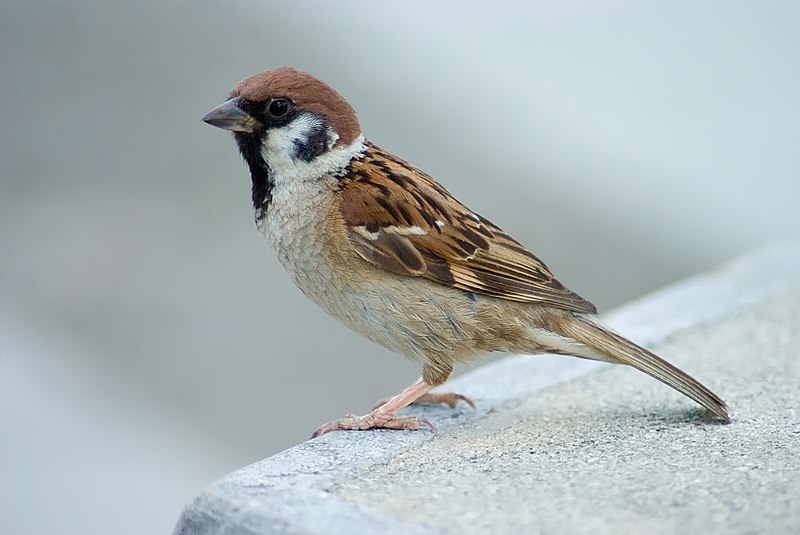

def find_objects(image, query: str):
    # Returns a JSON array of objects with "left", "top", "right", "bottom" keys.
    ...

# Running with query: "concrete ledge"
[{"left": 174, "top": 242, "right": 800, "bottom": 534}]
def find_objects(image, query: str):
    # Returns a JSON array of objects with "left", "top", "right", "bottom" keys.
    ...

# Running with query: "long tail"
[{"left": 556, "top": 314, "right": 730, "bottom": 422}]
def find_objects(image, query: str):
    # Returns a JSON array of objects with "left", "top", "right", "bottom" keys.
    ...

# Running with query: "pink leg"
[
  {"left": 312, "top": 377, "right": 437, "bottom": 438},
  {"left": 373, "top": 391, "right": 475, "bottom": 410}
]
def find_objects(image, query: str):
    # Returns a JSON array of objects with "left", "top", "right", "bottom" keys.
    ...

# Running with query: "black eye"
[{"left": 266, "top": 98, "right": 292, "bottom": 119}]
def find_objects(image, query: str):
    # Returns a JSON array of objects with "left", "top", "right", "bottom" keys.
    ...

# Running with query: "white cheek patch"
[
  {"left": 262, "top": 113, "right": 324, "bottom": 162},
  {"left": 262, "top": 125, "right": 366, "bottom": 186}
]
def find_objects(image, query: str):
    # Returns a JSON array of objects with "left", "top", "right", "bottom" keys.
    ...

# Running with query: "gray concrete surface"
[{"left": 174, "top": 242, "right": 800, "bottom": 534}]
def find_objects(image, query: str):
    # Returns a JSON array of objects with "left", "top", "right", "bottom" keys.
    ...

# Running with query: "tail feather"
[{"left": 558, "top": 315, "right": 730, "bottom": 422}]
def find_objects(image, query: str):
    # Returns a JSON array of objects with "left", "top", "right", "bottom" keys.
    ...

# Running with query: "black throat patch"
[{"left": 233, "top": 130, "right": 274, "bottom": 215}]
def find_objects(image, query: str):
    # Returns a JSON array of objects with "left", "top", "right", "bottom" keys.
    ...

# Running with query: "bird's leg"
[
  {"left": 312, "top": 377, "right": 437, "bottom": 438},
  {"left": 372, "top": 362, "right": 475, "bottom": 411},
  {"left": 373, "top": 389, "right": 475, "bottom": 410}
]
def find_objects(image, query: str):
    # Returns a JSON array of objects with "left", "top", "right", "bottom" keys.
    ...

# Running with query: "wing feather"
[{"left": 340, "top": 143, "right": 597, "bottom": 314}]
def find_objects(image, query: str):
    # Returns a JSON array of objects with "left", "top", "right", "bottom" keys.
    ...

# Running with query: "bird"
[{"left": 202, "top": 67, "right": 730, "bottom": 437}]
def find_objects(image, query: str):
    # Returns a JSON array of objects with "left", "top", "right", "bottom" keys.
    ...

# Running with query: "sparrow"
[{"left": 202, "top": 67, "right": 730, "bottom": 437}]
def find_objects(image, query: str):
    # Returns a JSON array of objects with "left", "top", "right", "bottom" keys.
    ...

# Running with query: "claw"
[{"left": 418, "top": 417, "right": 437, "bottom": 433}]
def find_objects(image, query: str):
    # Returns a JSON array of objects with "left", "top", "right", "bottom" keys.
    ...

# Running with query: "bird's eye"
[{"left": 266, "top": 98, "right": 292, "bottom": 119}]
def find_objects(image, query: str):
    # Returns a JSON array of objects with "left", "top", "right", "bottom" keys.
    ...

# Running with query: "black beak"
[{"left": 202, "top": 97, "right": 262, "bottom": 133}]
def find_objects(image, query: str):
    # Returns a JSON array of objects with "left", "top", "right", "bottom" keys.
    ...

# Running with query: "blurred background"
[{"left": 0, "top": 0, "right": 798, "bottom": 533}]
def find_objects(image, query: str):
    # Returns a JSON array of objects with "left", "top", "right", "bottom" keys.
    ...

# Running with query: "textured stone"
[{"left": 175, "top": 242, "right": 800, "bottom": 535}]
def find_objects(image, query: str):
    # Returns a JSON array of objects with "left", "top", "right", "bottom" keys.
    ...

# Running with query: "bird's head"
[{"left": 203, "top": 67, "right": 363, "bottom": 208}]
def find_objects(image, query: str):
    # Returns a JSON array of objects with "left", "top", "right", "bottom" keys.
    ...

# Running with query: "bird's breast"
[
  {"left": 257, "top": 174, "right": 519, "bottom": 363},
  {"left": 259, "top": 176, "right": 338, "bottom": 283}
]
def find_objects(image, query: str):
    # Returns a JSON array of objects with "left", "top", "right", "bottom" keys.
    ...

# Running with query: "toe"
[
  {"left": 310, "top": 413, "right": 436, "bottom": 437},
  {"left": 414, "top": 392, "right": 476, "bottom": 409}
]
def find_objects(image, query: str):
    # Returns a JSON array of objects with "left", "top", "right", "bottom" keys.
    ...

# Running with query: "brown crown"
[{"left": 231, "top": 67, "right": 361, "bottom": 148}]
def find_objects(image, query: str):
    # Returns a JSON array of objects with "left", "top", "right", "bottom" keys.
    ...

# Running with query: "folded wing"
[{"left": 339, "top": 143, "right": 597, "bottom": 314}]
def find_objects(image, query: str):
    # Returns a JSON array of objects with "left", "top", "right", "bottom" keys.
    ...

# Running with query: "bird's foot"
[
  {"left": 417, "top": 392, "right": 476, "bottom": 409},
  {"left": 373, "top": 391, "right": 475, "bottom": 410},
  {"left": 311, "top": 411, "right": 435, "bottom": 438}
]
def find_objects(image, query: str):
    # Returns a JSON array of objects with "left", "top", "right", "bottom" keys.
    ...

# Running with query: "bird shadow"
[{"left": 590, "top": 405, "right": 733, "bottom": 427}]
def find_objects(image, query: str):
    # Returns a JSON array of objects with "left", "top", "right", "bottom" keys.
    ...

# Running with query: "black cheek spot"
[{"left": 294, "top": 124, "right": 330, "bottom": 162}]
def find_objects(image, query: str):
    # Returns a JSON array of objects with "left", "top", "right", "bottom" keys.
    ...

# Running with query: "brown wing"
[{"left": 338, "top": 143, "right": 597, "bottom": 314}]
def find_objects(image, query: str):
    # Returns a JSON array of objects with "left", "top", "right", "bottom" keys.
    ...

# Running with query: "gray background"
[{"left": 1, "top": 1, "right": 798, "bottom": 534}]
